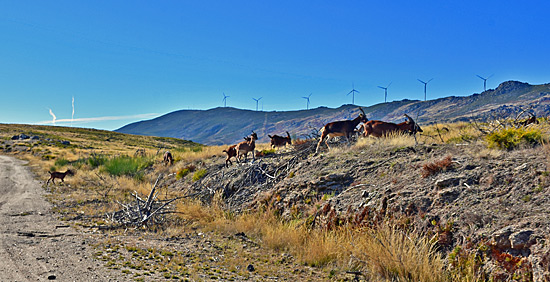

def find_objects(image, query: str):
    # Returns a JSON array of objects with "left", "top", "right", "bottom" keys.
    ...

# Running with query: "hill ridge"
[{"left": 116, "top": 80, "right": 550, "bottom": 145}]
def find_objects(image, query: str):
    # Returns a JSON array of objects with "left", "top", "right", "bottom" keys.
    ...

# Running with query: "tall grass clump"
[
  {"left": 352, "top": 225, "right": 444, "bottom": 282},
  {"left": 101, "top": 155, "right": 154, "bottom": 180},
  {"left": 486, "top": 127, "right": 544, "bottom": 150}
]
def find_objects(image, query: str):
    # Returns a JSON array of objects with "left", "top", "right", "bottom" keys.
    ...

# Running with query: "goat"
[
  {"left": 268, "top": 131, "right": 291, "bottom": 149},
  {"left": 47, "top": 169, "right": 74, "bottom": 185},
  {"left": 362, "top": 114, "right": 422, "bottom": 137},
  {"left": 316, "top": 108, "right": 368, "bottom": 153},
  {"left": 223, "top": 136, "right": 251, "bottom": 167},
  {"left": 236, "top": 132, "right": 258, "bottom": 162},
  {"left": 163, "top": 151, "right": 174, "bottom": 166}
]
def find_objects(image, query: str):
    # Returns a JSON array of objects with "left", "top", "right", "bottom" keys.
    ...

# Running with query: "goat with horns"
[{"left": 316, "top": 108, "right": 368, "bottom": 153}]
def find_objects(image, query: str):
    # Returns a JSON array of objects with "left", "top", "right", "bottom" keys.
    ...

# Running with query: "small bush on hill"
[
  {"left": 101, "top": 155, "right": 154, "bottom": 180},
  {"left": 421, "top": 155, "right": 453, "bottom": 178},
  {"left": 192, "top": 169, "right": 207, "bottom": 182},
  {"left": 54, "top": 158, "right": 69, "bottom": 167},
  {"left": 176, "top": 165, "right": 196, "bottom": 180},
  {"left": 486, "top": 127, "right": 544, "bottom": 150}
]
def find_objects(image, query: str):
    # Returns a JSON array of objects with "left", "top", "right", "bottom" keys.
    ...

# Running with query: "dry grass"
[
  {"left": 172, "top": 201, "right": 446, "bottom": 280},
  {"left": 354, "top": 131, "right": 418, "bottom": 151}
]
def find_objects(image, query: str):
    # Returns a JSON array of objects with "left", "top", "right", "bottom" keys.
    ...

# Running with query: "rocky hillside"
[
  {"left": 170, "top": 135, "right": 550, "bottom": 280},
  {"left": 116, "top": 81, "right": 550, "bottom": 145}
]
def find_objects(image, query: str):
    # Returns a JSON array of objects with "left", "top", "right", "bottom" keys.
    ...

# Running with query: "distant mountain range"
[{"left": 116, "top": 81, "right": 550, "bottom": 145}]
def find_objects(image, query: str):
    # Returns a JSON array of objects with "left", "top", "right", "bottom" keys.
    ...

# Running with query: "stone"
[
  {"left": 435, "top": 176, "right": 460, "bottom": 188},
  {"left": 510, "top": 230, "right": 535, "bottom": 250}
]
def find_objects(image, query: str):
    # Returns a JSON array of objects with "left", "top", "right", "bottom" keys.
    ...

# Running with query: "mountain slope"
[{"left": 116, "top": 81, "right": 550, "bottom": 145}]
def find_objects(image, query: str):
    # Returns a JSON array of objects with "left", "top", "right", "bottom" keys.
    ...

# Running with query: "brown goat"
[
  {"left": 163, "top": 151, "right": 174, "bottom": 166},
  {"left": 236, "top": 132, "right": 258, "bottom": 162},
  {"left": 362, "top": 114, "right": 422, "bottom": 137},
  {"left": 268, "top": 131, "right": 291, "bottom": 149},
  {"left": 316, "top": 108, "right": 368, "bottom": 153},
  {"left": 47, "top": 169, "right": 74, "bottom": 185},
  {"left": 223, "top": 136, "right": 251, "bottom": 167}
]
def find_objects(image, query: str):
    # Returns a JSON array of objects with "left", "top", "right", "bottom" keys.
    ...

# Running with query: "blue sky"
[{"left": 1, "top": 1, "right": 549, "bottom": 130}]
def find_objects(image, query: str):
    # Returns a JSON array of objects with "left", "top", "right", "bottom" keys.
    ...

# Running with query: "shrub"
[
  {"left": 486, "top": 127, "right": 544, "bottom": 150},
  {"left": 101, "top": 155, "right": 154, "bottom": 179},
  {"left": 54, "top": 158, "right": 69, "bottom": 167},
  {"left": 192, "top": 169, "right": 207, "bottom": 182},
  {"left": 176, "top": 165, "right": 196, "bottom": 180},
  {"left": 421, "top": 155, "right": 453, "bottom": 178},
  {"left": 88, "top": 153, "right": 107, "bottom": 168}
]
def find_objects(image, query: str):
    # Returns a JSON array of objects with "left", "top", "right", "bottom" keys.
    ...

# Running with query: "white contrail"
[
  {"left": 71, "top": 96, "right": 75, "bottom": 127},
  {"left": 48, "top": 108, "right": 57, "bottom": 125},
  {"left": 37, "top": 113, "right": 158, "bottom": 125}
]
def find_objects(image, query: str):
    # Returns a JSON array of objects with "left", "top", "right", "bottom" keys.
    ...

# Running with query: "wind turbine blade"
[
  {"left": 387, "top": 82, "right": 392, "bottom": 88},
  {"left": 476, "top": 74, "right": 485, "bottom": 80},
  {"left": 488, "top": 74, "right": 494, "bottom": 79},
  {"left": 427, "top": 78, "right": 434, "bottom": 83},
  {"left": 418, "top": 79, "right": 426, "bottom": 84},
  {"left": 378, "top": 86, "right": 385, "bottom": 89}
]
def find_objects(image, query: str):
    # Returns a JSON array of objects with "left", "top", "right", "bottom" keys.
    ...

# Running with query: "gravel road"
[{"left": 0, "top": 155, "right": 121, "bottom": 281}]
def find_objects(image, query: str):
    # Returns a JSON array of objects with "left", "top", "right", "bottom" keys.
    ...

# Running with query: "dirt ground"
[{"left": 0, "top": 155, "right": 123, "bottom": 281}]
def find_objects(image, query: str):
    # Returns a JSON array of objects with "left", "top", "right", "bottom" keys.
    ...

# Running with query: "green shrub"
[
  {"left": 101, "top": 155, "right": 154, "bottom": 179},
  {"left": 88, "top": 153, "right": 107, "bottom": 168},
  {"left": 486, "top": 127, "right": 544, "bottom": 150},
  {"left": 176, "top": 168, "right": 190, "bottom": 180},
  {"left": 54, "top": 158, "right": 69, "bottom": 167},
  {"left": 192, "top": 169, "right": 207, "bottom": 182}
]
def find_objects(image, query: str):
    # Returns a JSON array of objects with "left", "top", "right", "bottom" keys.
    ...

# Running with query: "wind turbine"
[
  {"left": 476, "top": 74, "right": 493, "bottom": 92},
  {"left": 253, "top": 97, "right": 262, "bottom": 111},
  {"left": 222, "top": 92, "right": 229, "bottom": 107},
  {"left": 302, "top": 93, "right": 312, "bottom": 110},
  {"left": 347, "top": 83, "right": 360, "bottom": 105},
  {"left": 418, "top": 78, "right": 433, "bottom": 101},
  {"left": 378, "top": 82, "right": 392, "bottom": 103}
]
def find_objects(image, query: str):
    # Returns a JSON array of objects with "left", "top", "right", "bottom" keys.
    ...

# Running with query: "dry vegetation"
[{"left": 1, "top": 119, "right": 549, "bottom": 281}]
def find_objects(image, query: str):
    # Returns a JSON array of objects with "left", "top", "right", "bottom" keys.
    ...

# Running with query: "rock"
[
  {"left": 492, "top": 226, "right": 514, "bottom": 250},
  {"left": 247, "top": 264, "right": 255, "bottom": 272},
  {"left": 31, "top": 136, "right": 40, "bottom": 140},
  {"left": 61, "top": 141, "right": 70, "bottom": 145},
  {"left": 11, "top": 135, "right": 19, "bottom": 140},
  {"left": 47, "top": 274, "right": 56, "bottom": 280},
  {"left": 19, "top": 134, "right": 30, "bottom": 139},
  {"left": 437, "top": 188, "right": 461, "bottom": 204},
  {"left": 510, "top": 230, "right": 535, "bottom": 250},
  {"left": 435, "top": 176, "right": 460, "bottom": 188}
]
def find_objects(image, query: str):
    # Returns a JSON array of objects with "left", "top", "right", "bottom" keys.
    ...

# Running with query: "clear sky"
[{"left": 1, "top": 1, "right": 549, "bottom": 130}]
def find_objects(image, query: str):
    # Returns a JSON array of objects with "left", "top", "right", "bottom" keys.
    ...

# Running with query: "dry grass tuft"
[
  {"left": 421, "top": 155, "right": 453, "bottom": 178},
  {"left": 354, "top": 131, "right": 418, "bottom": 150}
]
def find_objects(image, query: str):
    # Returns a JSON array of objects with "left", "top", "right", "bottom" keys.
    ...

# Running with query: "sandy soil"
[{"left": 0, "top": 155, "right": 121, "bottom": 281}]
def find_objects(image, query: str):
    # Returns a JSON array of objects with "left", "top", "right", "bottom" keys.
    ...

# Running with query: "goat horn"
[{"left": 359, "top": 107, "right": 366, "bottom": 115}]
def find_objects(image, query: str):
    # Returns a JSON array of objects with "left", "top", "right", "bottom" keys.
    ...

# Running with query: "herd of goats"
[{"left": 217, "top": 108, "right": 423, "bottom": 168}]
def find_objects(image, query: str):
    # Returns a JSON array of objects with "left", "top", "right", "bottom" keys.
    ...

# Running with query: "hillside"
[
  {"left": 3, "top": 121, "right": 550, "bottom": 280},
  {"left": 117, "top": 80, "right": 550, "bottom": 145}
]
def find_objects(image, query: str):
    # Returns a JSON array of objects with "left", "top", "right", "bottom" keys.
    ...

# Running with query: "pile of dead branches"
[{"left": 109, "top": 174, "right": 179, "bottom": 227}]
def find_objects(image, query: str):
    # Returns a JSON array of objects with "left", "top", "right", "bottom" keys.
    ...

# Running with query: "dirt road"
[{"left": 0, "top": 155, "right": 121, "bottom": 281}]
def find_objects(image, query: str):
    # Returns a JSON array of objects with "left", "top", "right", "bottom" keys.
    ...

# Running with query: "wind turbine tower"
[
  {"left": 476, "top": 74, "right": 493, "bottom": 92},
  {"left": 347, "top": 83, "right": 360, "bottom": 105},
  {"left": 378, "top": 82, "right": 392, "bottom": 103},
  {"left": 302, "top": 93, "right": 312, "bottom": 110},
  {"left": 253, "top": 97, "right": 262, "bottom": 111},
  {"left": 222, "top": 92, "right": 229, "bottom": 107},
  {"left": 417, "top": 78, "right": 433, "bottom": 101}
]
